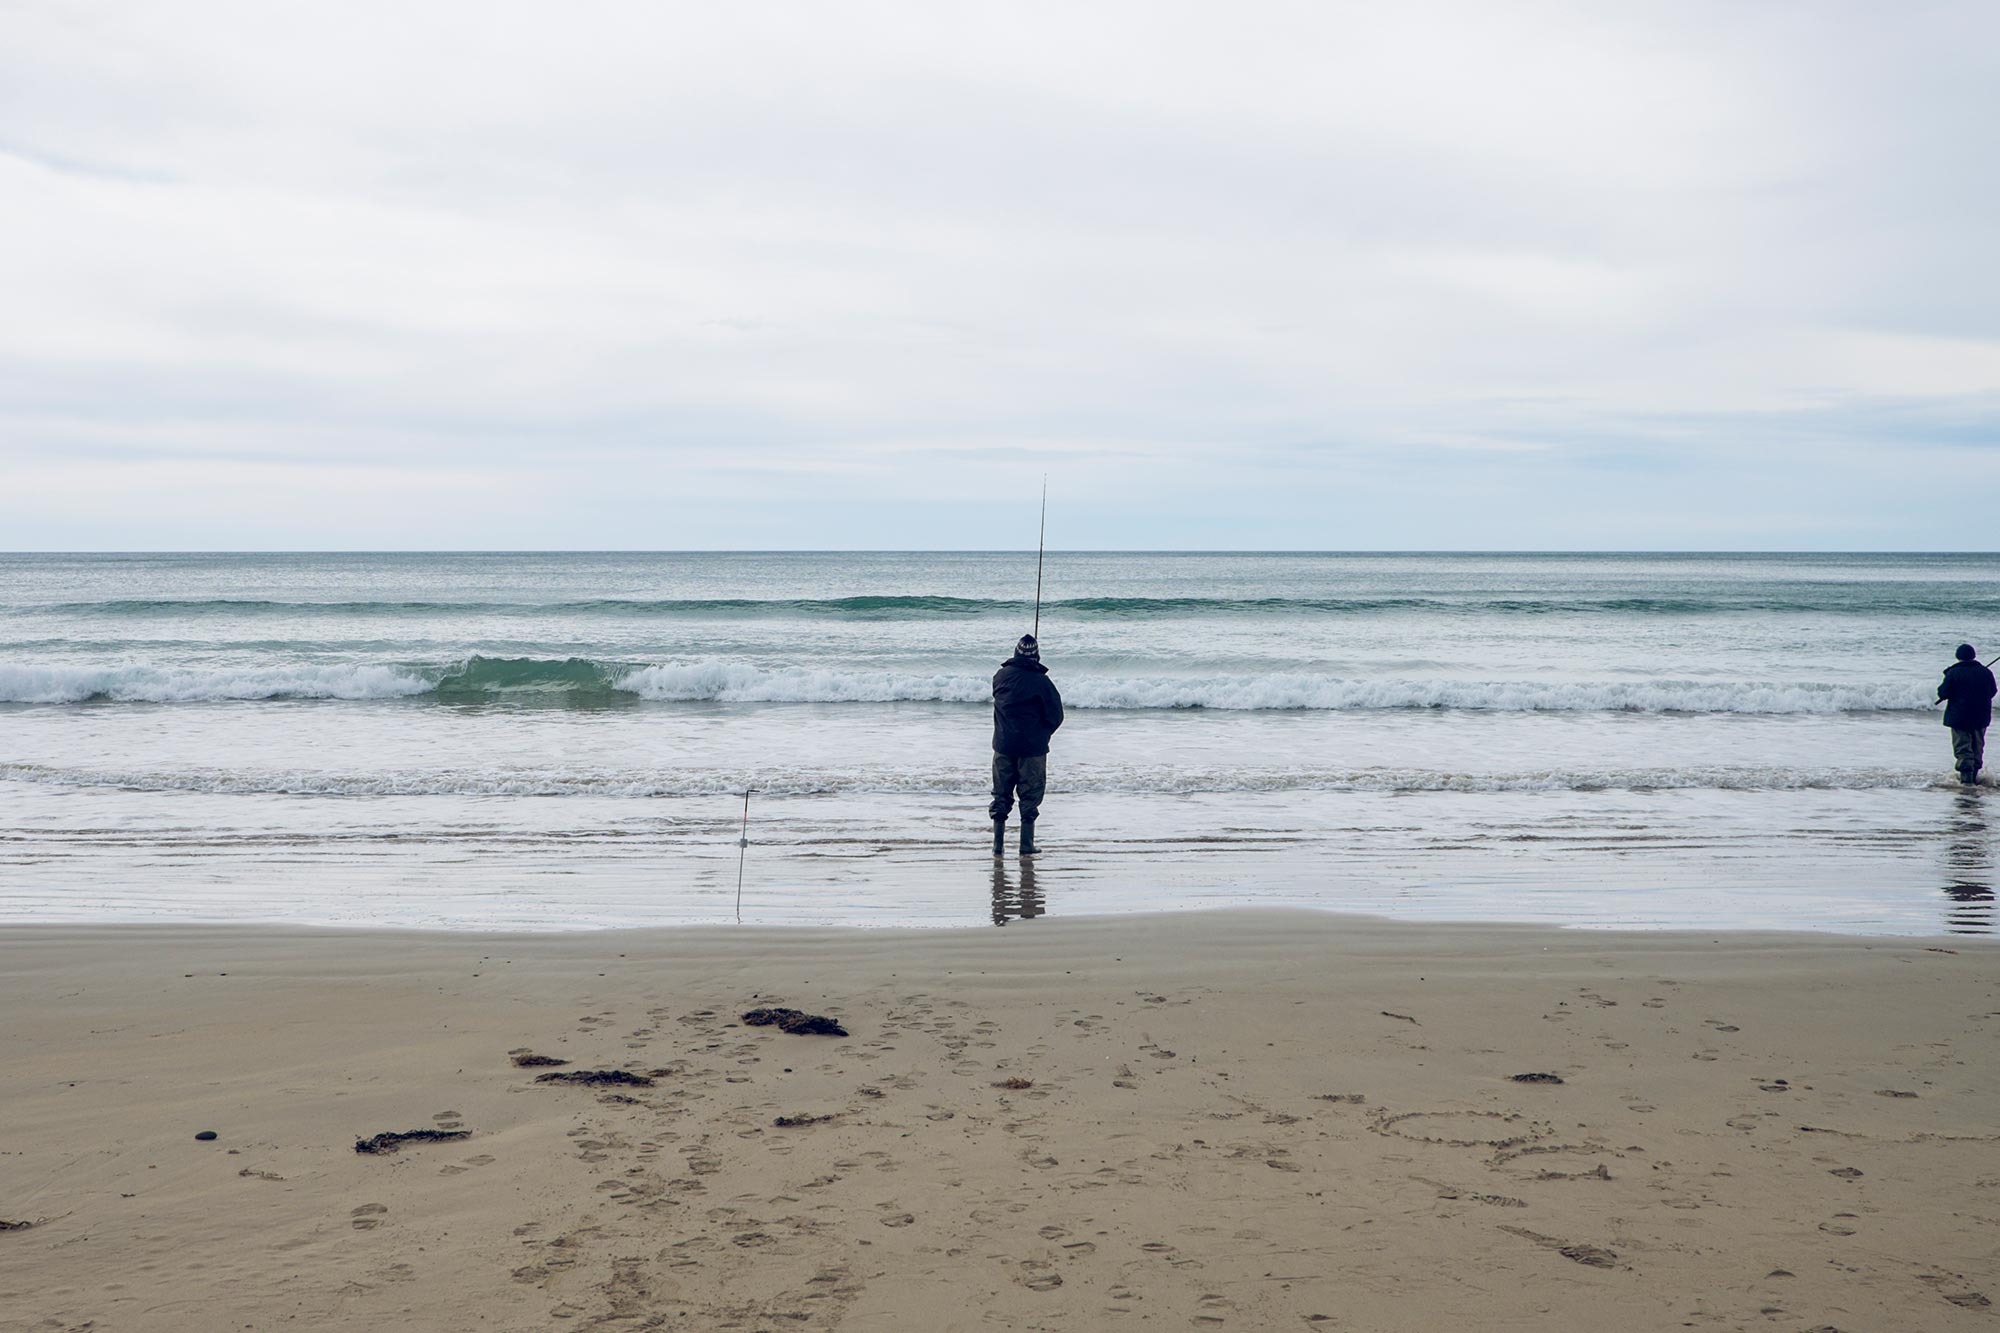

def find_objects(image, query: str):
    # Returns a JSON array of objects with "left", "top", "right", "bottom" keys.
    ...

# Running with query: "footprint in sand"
[
  {"left": 1018, "top": 1261, "right": 1063, "bottom": 1291},
  {"left": 1139, "top": 1240, "right": 1205, "bottom": 1269},
  {"left": 1196, "top": 1291, "right": 1236, "bottom": 1323},
  {"left": 350, "top": 1203, "right": 388, "bottom": 1230}
]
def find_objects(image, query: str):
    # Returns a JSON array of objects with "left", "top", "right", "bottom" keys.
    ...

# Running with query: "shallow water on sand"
[{"left": 1, "top": 551, "right": 1993, "bottom": 934}]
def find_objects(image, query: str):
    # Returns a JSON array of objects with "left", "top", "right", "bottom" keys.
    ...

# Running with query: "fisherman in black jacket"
[
  {"left": 1938, "top": 643, "right": 1998, "bottom": 785},
  {"left": 990, "top": 634, "right": 1064, "bottom": 857}
]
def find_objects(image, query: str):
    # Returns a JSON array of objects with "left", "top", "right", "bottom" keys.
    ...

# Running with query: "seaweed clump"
[
  {"left": 742, "top": 1007, "right": 848, "bottom": 1037},
  {"left": 354, "top": 1129, "right": 471, "bottom": 1155},
  {"left": 533, "top": 1069, "right": 655, "bottom": 1088}
]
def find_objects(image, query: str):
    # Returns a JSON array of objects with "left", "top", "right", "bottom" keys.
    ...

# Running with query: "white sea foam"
[
  {"left": 0, "top": 657, "right": 1936, "bottom": 712},
  {"left": 617, "top": 661, "right": 990, "bottom": 704},
  {"left": 618, "top": 661, "right": 1928, "bottom": 714},
  {"left": 0, "top": 760, "right": 1966, "bottom": 798},
  {"left": 0, "top": 662, "right": 431, "bottom": 704}
]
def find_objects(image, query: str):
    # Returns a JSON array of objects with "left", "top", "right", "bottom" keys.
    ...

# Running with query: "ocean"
[{"left": 1, "top": 551, "right": 1992, "bottom": 935}]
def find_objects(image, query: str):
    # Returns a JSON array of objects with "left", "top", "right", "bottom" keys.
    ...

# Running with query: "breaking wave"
[
  {"left": 0, "top": 655, "right": 1936, "bottom": 713},
  {"left": 0, "top": 662, "right": 432, "bottom": 704}
]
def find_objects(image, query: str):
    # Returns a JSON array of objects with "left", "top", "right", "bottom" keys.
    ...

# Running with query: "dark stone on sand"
[
  {"left": 194, "top": 1130, "right": 219, "bottom": 1141},
  {"left": 0, "top": 1219, "right": 35, "bottom": 1233},
  {"left": 1510, "top": 1073, "right": 1564, "bottom": 1085},
  {"left": 742, "top": 1007, "right": 848, "bottom": 1036},
  {"left": 354, "top": 1129, "right": 471, "bottom": 1155},
  {"left": 532, "top": 1069, "right": 655, "bottom": 1087},
  {"left": 1828, "top": 1166, "right": 1863, "bottom": 1179},
  {"left": 510, "top": 1053, "right": 570, "bottom": 1068}
]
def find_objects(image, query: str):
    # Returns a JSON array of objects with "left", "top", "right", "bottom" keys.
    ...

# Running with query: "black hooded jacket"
[
  {"left": 992, "top": 654, "right": 1064, "bottom": 757},
  {"left": 1939, "top": 658, "right": 1997, "bottom": 730}
]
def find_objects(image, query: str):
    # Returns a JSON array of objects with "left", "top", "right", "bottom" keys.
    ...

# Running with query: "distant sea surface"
[{"left": 2, "top": 552, "right": 1993, "bottom": 935}]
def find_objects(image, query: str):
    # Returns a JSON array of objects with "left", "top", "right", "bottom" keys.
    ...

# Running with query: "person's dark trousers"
[
  {"left": 989, "top": 753, "right": 1047, "bottom": 822},
  {"left": 1952, "top": 727, "right": 1987, "bottom": 782}
]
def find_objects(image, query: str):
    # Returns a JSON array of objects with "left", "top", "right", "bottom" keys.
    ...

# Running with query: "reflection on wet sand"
[
  {"left": 1942, "top": 791, "right": 1993, "bottom": 935},
  {"left": 991, "top": 859, "right": 1045, "bottom": 926}
]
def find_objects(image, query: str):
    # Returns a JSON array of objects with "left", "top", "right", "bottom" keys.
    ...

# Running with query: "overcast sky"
[{"left": 2, "top": 0, "right": 1996, "bottom": 550}]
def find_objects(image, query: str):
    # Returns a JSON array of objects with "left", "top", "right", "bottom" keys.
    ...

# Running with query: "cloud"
[{"left": 1, "top": 0, "right": 1996, "bottom": 548}]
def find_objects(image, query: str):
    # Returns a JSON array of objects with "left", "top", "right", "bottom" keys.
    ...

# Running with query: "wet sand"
[{"left": 2, "top": 911, "right": 1996, "bottom": 1331}]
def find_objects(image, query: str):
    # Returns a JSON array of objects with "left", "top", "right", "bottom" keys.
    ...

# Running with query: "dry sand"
[{"left": 2, "top": 910, "right": 1997, "bottom": 1332}]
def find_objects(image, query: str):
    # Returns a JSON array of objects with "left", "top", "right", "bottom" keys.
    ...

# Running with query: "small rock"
[
  {"left": 1510, "top": 1073, "right": 1564, "bottom": 1085},
  {"left": 194, "top": 1131, "right": 218, "bottom": 1141}
]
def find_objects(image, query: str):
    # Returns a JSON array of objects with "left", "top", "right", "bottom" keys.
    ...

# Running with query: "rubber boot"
[
  {"left": 992, "top": 818, "right": 1007, "bottom": 857},
  {"left": 1020, "top": 816, "right": 1038, "bottom": 858}
]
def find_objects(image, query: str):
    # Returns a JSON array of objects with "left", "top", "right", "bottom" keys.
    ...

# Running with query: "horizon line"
[{"left": 3, "top": 548, "right": 1998, "bottom": 558}]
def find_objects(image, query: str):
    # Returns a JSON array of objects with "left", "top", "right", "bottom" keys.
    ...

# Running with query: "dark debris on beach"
[
  {"left": 354, "top": 1129, "right": 471, "bottom": 1155},
  {"left": 510, "top": 1053, "right": 570, "bottom": 1068},
  {"left": 742, "top": 1007, "right": 848, "bottom": 1036},
  {"left": 533, "top": 1069, "right": 656, "bottom": 1087}
]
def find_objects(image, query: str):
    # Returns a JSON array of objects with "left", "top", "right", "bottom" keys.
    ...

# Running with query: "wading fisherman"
[
  {"left": 991, "top": 633, "right": 1063, "bottom": 857},
  {"left": 1938, "top": 643, "right": 1997, "bottom": 785}
]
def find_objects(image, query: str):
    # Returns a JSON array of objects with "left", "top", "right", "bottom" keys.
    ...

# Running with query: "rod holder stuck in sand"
[{"left": 734, "top": 788, "right": 752, "bottom": 924}]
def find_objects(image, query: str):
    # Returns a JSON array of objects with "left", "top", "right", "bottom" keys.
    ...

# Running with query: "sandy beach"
[{"left": 3, "top": 910, "right": 1996, "bottom": 1332}]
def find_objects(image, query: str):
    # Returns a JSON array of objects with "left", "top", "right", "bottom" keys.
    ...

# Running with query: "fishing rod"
[{"left": 1033, "top": 477, "right": 1047, "bottom": 638}]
